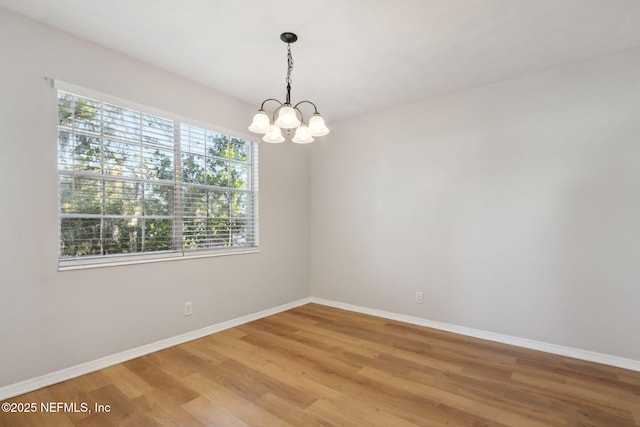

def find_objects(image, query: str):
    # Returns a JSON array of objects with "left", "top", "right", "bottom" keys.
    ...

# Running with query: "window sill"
[{"left": 58, "top": 247, "right": 259, "bottom": 271}]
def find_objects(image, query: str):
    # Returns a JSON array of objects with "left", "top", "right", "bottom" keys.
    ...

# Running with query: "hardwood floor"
[{"left": 1, "top": 303, "right": 639, "bottom": 426}]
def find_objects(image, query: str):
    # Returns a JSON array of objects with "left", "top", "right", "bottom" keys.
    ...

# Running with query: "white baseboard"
[
  {"left": 3, "top": 295, "right": 638, "bottom": 401},
  {"left": 310, "top": 297, "right": 640, "bottom": 372},
  {"left": 0, "top": 297, "right": 312, "bottom": 401}
]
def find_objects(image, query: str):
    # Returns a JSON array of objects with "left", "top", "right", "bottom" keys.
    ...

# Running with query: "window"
[{"left": 57, "top": 89, "right": 258, "bottom": 269}]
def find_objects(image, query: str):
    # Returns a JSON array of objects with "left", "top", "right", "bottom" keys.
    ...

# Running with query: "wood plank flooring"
[{"left": 1, "top": 303, "right": 639, "bottom": 426}]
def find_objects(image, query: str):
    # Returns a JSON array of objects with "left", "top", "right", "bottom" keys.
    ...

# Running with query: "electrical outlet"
[
  {"left": 184, "top": 301, "right": 193, "bottom": 316},
  {"left": 415, "top": 292, "right": 423, "bottom": 304}
]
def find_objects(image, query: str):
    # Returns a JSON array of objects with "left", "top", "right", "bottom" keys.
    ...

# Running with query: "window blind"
[{"left": 57, "top": 90, "right": 258, "bottom": 268}]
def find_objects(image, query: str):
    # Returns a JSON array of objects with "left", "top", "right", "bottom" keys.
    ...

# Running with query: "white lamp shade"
[
  {"left": 248, "top": 111, "right": 271, "bottom": 134},
  {"left": 274, "top": 106, "right": 301, "bottom": 129},
  {"left": 262, "top": 125, "right": 285, "bottom": 143},
  {"left": 308, "top": 114, "right": 330, "bottom": 136},
  {"left": 292, "top": 125, "right": 314, "bottom": 144}
]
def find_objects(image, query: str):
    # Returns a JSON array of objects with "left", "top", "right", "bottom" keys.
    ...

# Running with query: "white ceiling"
[{"left": 3, "top": 0, "right": 640, "bottom": 121}]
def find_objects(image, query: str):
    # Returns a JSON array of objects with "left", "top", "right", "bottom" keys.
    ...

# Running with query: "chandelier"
[{"left": 249, "top": 32, "right": 329, "bottom": 144}]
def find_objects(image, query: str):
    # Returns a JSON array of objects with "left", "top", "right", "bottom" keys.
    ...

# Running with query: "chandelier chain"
[{"left": 286, "top": 44, "right": 293, "bottom": 86}]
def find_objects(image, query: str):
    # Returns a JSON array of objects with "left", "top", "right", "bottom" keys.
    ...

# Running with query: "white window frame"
[{"left": 55, "top": 81, "right": 259, "bottom": 271}]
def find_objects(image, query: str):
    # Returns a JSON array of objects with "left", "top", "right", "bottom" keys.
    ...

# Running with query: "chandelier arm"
[
  {"left": 259, "top": 98, "right": 283, "bottom": 111},
  {"left": 293, "top": 106, "right": 305, "bottom": 125},
  {"left": 293, "top": 100, "right": 320, "bottom": 115},
  {"left": 272, "top": 104, "right": 284, "bottom": 123}
]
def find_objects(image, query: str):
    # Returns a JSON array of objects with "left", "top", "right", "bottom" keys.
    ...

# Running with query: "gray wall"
[
  {"left": 310, "top": 48, "right": 640, "bottom": 360},
  {"left": 3, "top": 5, "right": 640, "bottom": 390},
  {"left": 0, "top": 9, "right": 310, "bottom": 387}
]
